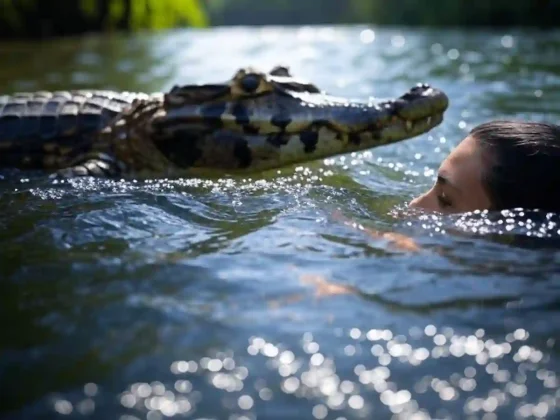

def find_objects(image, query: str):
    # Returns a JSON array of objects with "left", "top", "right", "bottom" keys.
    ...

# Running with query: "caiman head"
[{"left": 126, "top": 65, "right": 449, "bottom": 175}]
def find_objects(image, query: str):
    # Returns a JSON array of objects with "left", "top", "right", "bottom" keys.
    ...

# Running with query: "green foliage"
[
  {"left": 78, "top": 0, "right": 208, "bottom": 29},
  {"left": 1, "top": 0, "right": 558, "bottom": 39},
  {"left": 124, "top": 0, "right": 208, "bottom": 30},
  {"left": 0, "top": 0, "right": 34, "bottom": 29},
  {"left": 0, "top": 0, "right": 208, "bottom": 39},
  {"left": 79, "top": 0, "right": 97, "bottom": 17}
]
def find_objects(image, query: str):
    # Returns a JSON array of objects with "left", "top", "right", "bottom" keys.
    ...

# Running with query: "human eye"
[{"left": 437, "top": 191, "right": 453, "bottom": 209}]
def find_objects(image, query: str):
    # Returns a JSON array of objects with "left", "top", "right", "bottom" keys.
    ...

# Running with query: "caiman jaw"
[
  {"left": 145, "top": 67, "right": 449, "bottom": 175},
  {"left": 350, "top": 83, "right": 449, "bottom": 144}
]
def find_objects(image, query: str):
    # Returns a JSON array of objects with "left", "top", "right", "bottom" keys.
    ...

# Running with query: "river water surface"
[{"left": 1, "top": 26, "right": 560, "bottom": 420}]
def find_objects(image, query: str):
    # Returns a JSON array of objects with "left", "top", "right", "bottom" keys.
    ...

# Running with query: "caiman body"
[{"left": 0, "top": 66, "right": 449, "bottom": 178}]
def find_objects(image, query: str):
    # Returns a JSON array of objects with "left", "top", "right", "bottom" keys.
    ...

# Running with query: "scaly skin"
[{"left": 0, "top": 65, "right": 449, "bottom": 178}]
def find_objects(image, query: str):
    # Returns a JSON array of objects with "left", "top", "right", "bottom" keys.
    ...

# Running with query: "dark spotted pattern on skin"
[
  {"left": 232, "top": 102, "right": 250, "bottom": 126},
  {"left": 349, "top": 133, "right": 361, "bottom": 146},
  {"left": 267, "top": 133, "right": 290, "bottom": 148},
  {"left": 242, "top": 125, "right": 260, "bottom": 135},
  {"left": 200, "top": 102, "right": 227, "bottom": 123},
  {"left": 0, "top": 66, "right": 449, "bottom": 178},
  {"left": 300, "top": 131, "right": 319, "bottom": 153},
  {"left": 233, "top": 138, "right": 252, "bottom": 168},
  {"left": 153, "top": 129, "right": 203, "bottom": 169},
  {"left": 271, "top": 113, "right": 291, "bottom": 131}
]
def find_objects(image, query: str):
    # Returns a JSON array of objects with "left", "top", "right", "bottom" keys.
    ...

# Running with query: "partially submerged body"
[
  {"left": 361, "top": 120, "right": 560, "bottom": 251},
  {"left": 410, "top": 120, "right": 560, "bottom": 214},
  {"left": 0, "top": 66, "right": 448, "bottom": 179}
]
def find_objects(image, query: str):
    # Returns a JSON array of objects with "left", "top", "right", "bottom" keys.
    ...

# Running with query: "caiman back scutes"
[{"left": 0, "top": 90, "right": 148, "bottom": 170}]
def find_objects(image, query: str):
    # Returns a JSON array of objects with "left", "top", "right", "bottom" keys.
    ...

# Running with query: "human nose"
[{"left": 408, "top": 189, "right": 436, "bottom": 210}]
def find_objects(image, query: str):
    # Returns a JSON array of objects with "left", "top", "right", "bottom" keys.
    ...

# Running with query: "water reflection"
[
  {"left": 25, "top": 326, "right": 559, "bottom": 419},
  {"left": 0, "top": 33, "right": 178, "bottom": 93}
]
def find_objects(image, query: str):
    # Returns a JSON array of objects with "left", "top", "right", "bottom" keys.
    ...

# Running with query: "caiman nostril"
[{"left": 240, "top": 74, "right": 261, "bottom": 93}]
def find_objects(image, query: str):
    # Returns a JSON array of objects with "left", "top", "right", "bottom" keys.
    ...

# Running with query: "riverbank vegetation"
[
  {"left": 208, "top": 0, "right": 560, "bottom": 28},
  {"left": 0, "top": 0, "right": 557, "bottom": 39},
  {"left": 0, "top": 0, "right": 208, "bottom": 39}
]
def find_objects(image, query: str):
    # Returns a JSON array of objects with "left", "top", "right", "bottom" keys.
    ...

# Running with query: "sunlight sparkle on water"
[
  {"left": 501, "top": 35, "right": 514, "bottom": 48},
  {"left": 359, "top": 29, "right": 375, "bottom": 44},
  {"left": 88, "top": 327, "right": 558, "bottom": 419},
  {"left": 447, "top": 49, "right": 460, "bottom": 60}
]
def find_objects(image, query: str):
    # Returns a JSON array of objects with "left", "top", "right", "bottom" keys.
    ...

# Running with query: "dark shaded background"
[{"left": 0, "top": 0, "right": 559, "bottom": 40}]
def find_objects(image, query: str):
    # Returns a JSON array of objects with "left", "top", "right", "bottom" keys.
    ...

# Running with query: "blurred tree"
[
  {"left": 0, "top": 0, "right": 208, "bottom": 39},
  {"left": 206, "top": 0, "right": 560, "bottom": 28},
  {"left": 208, "top": 0, "right": 349, "bottom": 26},
  {"left": 2, "top": 0, "right": 559, "bottom": 39}
]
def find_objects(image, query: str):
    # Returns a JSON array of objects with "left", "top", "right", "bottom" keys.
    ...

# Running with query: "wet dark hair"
[{"left": 470, "top": 120, "right": 560, "bottom": 212}]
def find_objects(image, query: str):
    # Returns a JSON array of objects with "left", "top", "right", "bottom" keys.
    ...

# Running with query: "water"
[{"left": 1, "top": 26, "right": 560, "bottom": 420}]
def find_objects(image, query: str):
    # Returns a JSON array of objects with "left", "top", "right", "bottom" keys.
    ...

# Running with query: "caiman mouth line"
[{"left": 0, "top": 65, "right": 449, "bottom": 178}]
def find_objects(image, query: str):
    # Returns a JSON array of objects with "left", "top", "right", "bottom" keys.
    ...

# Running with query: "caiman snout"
[
  {"left": 393, "top": 83, "right": 449, "bottom": 120},
  {"left": 285, "top": 82, "right": 449, "bottom": 142},
  {"left": 362, "top": 83, "right": 449, "bottom": 143}
]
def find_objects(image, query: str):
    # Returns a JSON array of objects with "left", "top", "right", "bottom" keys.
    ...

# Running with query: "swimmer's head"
[{"left": 409, "top": 120, "right": 560, "bottom": 213}]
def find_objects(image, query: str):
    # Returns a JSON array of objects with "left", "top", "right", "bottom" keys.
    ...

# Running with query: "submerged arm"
[{"left": 331, "top": 210, "right": 421, "bottom": 253}]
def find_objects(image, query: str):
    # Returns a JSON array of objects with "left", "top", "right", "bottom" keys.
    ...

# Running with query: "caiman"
[{"left": 0, "top": 65, "right": 449, "bottom": 178}]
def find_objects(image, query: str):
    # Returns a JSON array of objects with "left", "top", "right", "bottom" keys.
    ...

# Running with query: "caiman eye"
[
  {"left": 240, "top": 74, "right": 261, "bottom": 93},
  {"left": 269, "top": 65, "right": 291, "bottom": 77}
]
